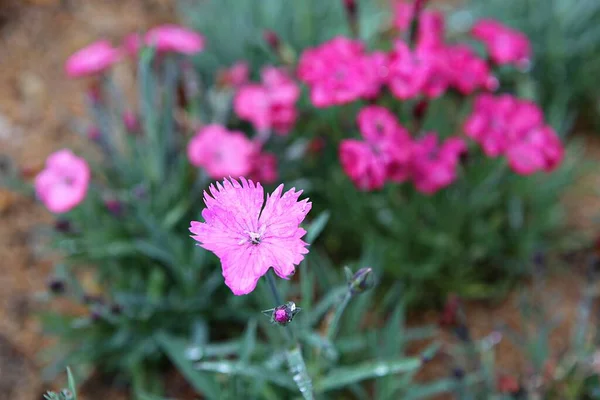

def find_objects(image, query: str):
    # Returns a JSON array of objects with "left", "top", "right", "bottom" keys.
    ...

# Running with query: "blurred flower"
[
  {"left": 446, "top": 45, "right": 497, "bottom": 94},
  {"left": 392, "top": 1, "right": 414, "bottom": 32},
  {"left": 410, "top": 133, "right": 466, "bottom": 194},
  {"left": 34, "top": 149, "right": 90, "bottom": 213},
  {"left": 387, "top": 40, "right": 434, "bottom": 99},
  {"left": 234, "top": 66, "right": 299, "bottom": 135},
  {"left": 145, "top": 24, "right": 205, "bottom": 55},
  {"left": 123, "top": 111, "right": 140, "bottom": 133},
  {"left": 104, "top": 198, "right": 123, "bottom": 216},
  {"left": 122, "top": 33, "right": 142, "bottom": 57},
  {"left": 263, "top": 30, "right": 281, "bottom": 52},
  {"left": 417, "top": 10, "right": 445, "bottom": 48},
  {"left": 249, "top": 151, "right": 278, "bottom": 184},
  {"left": 472, "top": 19, "right": 531, "bottom": 67},
  {"left": 340, "top": 106, "right": 412, "bottom": 190},
  {"left": 298, "top": 36, "right": 382, "bottom": 107},
  {"left": 87, "top": 125, "right": 101, "bottom": 141},
  {"left": 217, "top": 61, "right": 249, "bottom": 88},
  {"left": 497, "top": 374, "right": 520, "bottom": 394},
  {"left": 189, "top": 177, "right": 311, "bottom": 295},
  {"left": 464, "top": 94, "right": 564, "bottom": 174},
  {"left": 65, "top": 40, "right": 121, "bottom": 78},
  {"left": 187, "top": 124, "right": 255, "bottom": 179}
]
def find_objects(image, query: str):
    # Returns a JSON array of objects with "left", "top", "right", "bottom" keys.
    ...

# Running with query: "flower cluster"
[
  {"left": 339, "top": 106, "right": 466, "bottom": 194},
  {"left": 464, "top": 94, "right": 563, "bottom": 175},
  {"left": 64, "top": 24, "right": 204, "bottom": 79},
  {"left": 234, "top": 66, "right": 300, "bottom": 135}
]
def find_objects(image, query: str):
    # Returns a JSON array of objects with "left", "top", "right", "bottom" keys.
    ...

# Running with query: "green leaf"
[
  {"left": 315, "top": 357, "right": 422, "bottom": 392},
  {"left": 195, "top": 361, "right": 296, "bottom": 390},
  {"left": 66, "top": 367, "right": 77, "bottom": 400},
  {"left": 156, "top": 333, "right": 221, "bottom": 399},
  {"left": 305, "top": 211, "right": 330, "bottom": 245}
]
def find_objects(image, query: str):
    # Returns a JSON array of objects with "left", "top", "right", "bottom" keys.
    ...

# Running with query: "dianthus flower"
[
  {"left": 187, "top": 124, "right": 255, "bottom": 179},
  {"left": 446, "top": 45, "right": 497, "bottom": 94},
  {"left": 392, "top": 2, "right": 444, "bottom": 48},
  {"left": 34, "top": 149, "right": 90, "bottom": 213},
  {"left": 234, "top": 67, "right": 299, "bottom": 135},
  {"left": 65, "top": 40, "right": 121, "bottom": 78},
  {"left": 297, "top": 37, "right": 381, "bottom": 107},
  {"left": 340, "top": 106, "right": 412, "bottom": 190},
  {"left": 217, "top": 61, "right": 250, "bottom": 88},
  {"left": 463, "top": 94, "right": 564, "bottom": 175},
  {"left": 249, "top": 151, "right": 278, "bottom": 184},
  {"left": 145, "top": 24, "right": 205, "bottom": 55},
  {"left": 471, "top": 19, "right": 531, "bottom": 67},
  {"left": 189, "top": 177, "right": 311, "bottom": 295},
  {"left": 410, "top": 133, "right": 466, "bottom": 194}
]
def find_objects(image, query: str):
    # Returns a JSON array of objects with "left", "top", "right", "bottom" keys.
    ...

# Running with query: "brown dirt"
[{"left": 0, "top": 1, "right": 599, "bottom": 400}]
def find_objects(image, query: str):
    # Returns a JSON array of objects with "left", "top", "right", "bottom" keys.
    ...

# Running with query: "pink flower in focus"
[
  {"left": 65, "top": 40, "right": 121, "bottom": 78},
  {"left": 410, "top": 133, "right": 466, "bottom": 194},
  {"left": 472, "top": 19, "right": 531, "bottom": 67},
  {"left": 234, "top": 67, "right": 299, "bottom": 135},
  {"left": 249, "top": 151, "right": 278, "bottom": 184},
  {"left": 297, "top": 37, "right": 381, "bottom": 107},
  {"left": 145, "top": 24, "right": 205, "bottom": 55},
  {"left": 34, "top": 149, "right": 90, "bottom": 213},
  {"left": 446, "top": 45, "right": 497, "bottom": 94},
  {"left": 189, "top": 177, "right": 311, "bottom": 295},
  {"left": 187, "top": 124, "right": 255, "bottom": 179}
]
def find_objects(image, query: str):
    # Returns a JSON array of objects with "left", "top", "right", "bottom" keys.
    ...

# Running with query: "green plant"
[{"left": 44, "top": 367, "right": 78, "bottom": 400}]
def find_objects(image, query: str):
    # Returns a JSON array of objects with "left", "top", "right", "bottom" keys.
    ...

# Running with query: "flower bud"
[
  {"left": 54, "top": 218, "right": 72, "bottom": 233},
  {"left": 263, "top": 30, "right": 280, "bottom": 52},
  {"left": 48, "top": 278, "right": 66, "bottom": 294},
  {"left": 104, "top": 199, "right": 123, "bottom": 216},
  {"left": 264, "top": 301, "right": 301, "bottom": 326},
  {"left": 346, "top": 267, "right": 374, "bottom": 294}
]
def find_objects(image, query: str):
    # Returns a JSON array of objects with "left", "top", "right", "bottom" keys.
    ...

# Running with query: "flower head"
[
  {"left": 234, "top": 67, "right": 299, "bottom": 135},
  {"left": 217, "top": 61, "right": 250, "bottom": 88},
  {"left": 34, "top": 149, "right": 90, "bottom": 213},
  {"left": 297, "top": 36, "right": 382, "bottom": 107},
  {"left": 65, "top": 40, "right": 121, "bottom": 78},
  {"left": 249, "top": 151, "right": 278, "bottom": 184},
  {"left": 190, "top": 178, "right": 311, "bottom": 295},
  {"left": 145, "top": 24, "right": 205, "bottom": 55},
  {"left": 472, "top": 19, "right": 531, "bottom": 67},
  {"left": 187, "top": 124, "right": 255, "bottom": 179}
]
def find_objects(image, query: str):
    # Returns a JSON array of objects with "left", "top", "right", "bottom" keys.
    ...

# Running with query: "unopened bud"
[
  {"left": 54, "top": 218, "right": 72, "bottom": 233},
  {"left": 343, "top": 0, "right": 357, "bottom": 17},
  {"left": 104, "top": 199, "right": 123, "bottom": 216},
  {"left": 263, "top": 30, "right": 280, "bottom": 52},
  {"left": 346, "top": 267, "right": 375, "bottom": 294},
  {"left": 263, "top": 301, "right": 301, "bottom": 326},
  {"left": 48, "top": 278, "right": 66, "bottom": 294}
]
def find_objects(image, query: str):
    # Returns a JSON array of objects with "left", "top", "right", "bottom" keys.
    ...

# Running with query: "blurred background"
[{"left": 1, "top": 0, "right": 600, "bottom": 399}]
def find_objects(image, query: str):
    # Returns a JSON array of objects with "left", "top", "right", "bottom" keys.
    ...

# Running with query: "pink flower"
[
  {"left": 234, "top": 67, "right": 299, "bottom": 135},
  {"left": 189, "top": 177, "right": 312, "bottom": 295},
  {"left": 65, "top": 40, "right": 121, "bottom": 78},
  {"left": 392, "top": 1, "right": 414, "bottom": 32},
  {"left": 410, "top": 133, "right": 466, "bottom": 194},
  {"left": 122, "top": 33, "right": 143, "bottom": 57},
  {"left": 187, "top": 124, "right": 255, "bottom": 179},
  {"left": 145, "top": 24, "right": 205, "bottom": 55},
  {"left": 249, "top": 151, "right": 278, "bottom": 184},
  {"left": 340, "top": 106, "right": 413, "bottom": 190},
  {"left": 34, "top": 149, "right": 90, "bottom": 213},
  {"left": 417, "top": 10, "right": 445, "bottom": 48},
  {"left": 297, "top": 37, "right": 381, "bottom": 107},
  {"left": 123, "top": 111, "right": 140, "bottom": 132},
  {"left": 218, "top": 61, "right": 249, "bottom": 87},
  {"left": 446, "top": 45, "right": 497, "bottom": 94},
  {"left": 463, "top": 93, "right": 564, "bottom": 174},
  {"left": 472, "top": 19, "right": 531, "bottom": 67}
]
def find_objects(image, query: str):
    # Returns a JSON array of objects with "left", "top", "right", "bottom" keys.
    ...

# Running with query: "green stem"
[
  {"left": 266, "top": 269, "right": 283, "bottom": 306},
  {"left": 326, "top": 291, "right": 353, "bottom": 340}
]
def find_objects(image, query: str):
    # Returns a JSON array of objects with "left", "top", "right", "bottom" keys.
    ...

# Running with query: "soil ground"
[{"left": 0, "top": 1, "right": 599, "bottom": 399}]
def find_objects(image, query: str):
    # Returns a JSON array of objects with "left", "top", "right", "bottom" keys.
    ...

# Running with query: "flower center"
[{"left": 248, "top": 231, "right": 262, "bottom": 245}]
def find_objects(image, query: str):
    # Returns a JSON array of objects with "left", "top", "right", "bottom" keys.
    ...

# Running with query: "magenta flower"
[
  {"left": 249, "top": 151, "right": 279, "bottom": 184},
  {"left": 472, "top": 19, "right": 531, "bottom": 67},
  {"left": 65, "top": 40, "right": 121, "bottom": 78},
  {"left": 297, "top": 37, "right": 381, "bottom": 107},
  {"left": 340, "top": 106, "right": 412, "bottom": 190},
  {"left": 417, "top": 10, "right": 445, "bottom": 48},
  {"left": 392, "top": 1, "right": 414, "bottom": 32},
  {"left": 234, "top": 66, "right": 299, "bottom": 135},
  {"left": 218, "top": 61, "right": 250, "bottom": 87},
  {"left": 387, "top": 41, "right": 432, "bottom": 99},
  {"left": 410, "top": 134, "right": 466, "bottom": 195},
  {"left": 187, "top": 124, "right": 255, "bottom": 179},
  {"left": 189, "top": 177, "right": 312, "bottom": 295},
  {"left": 446, "top": 45, "right": 497, "bottom": 94},
  {"left": 122, "top": 33, "right": 142, "bottom": 57},
  {"left": 145, "top": 24, "right": 205, "bottom": 55},
  {"left": 34, "top": 149, "right": 90, "bottom": 213}
]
